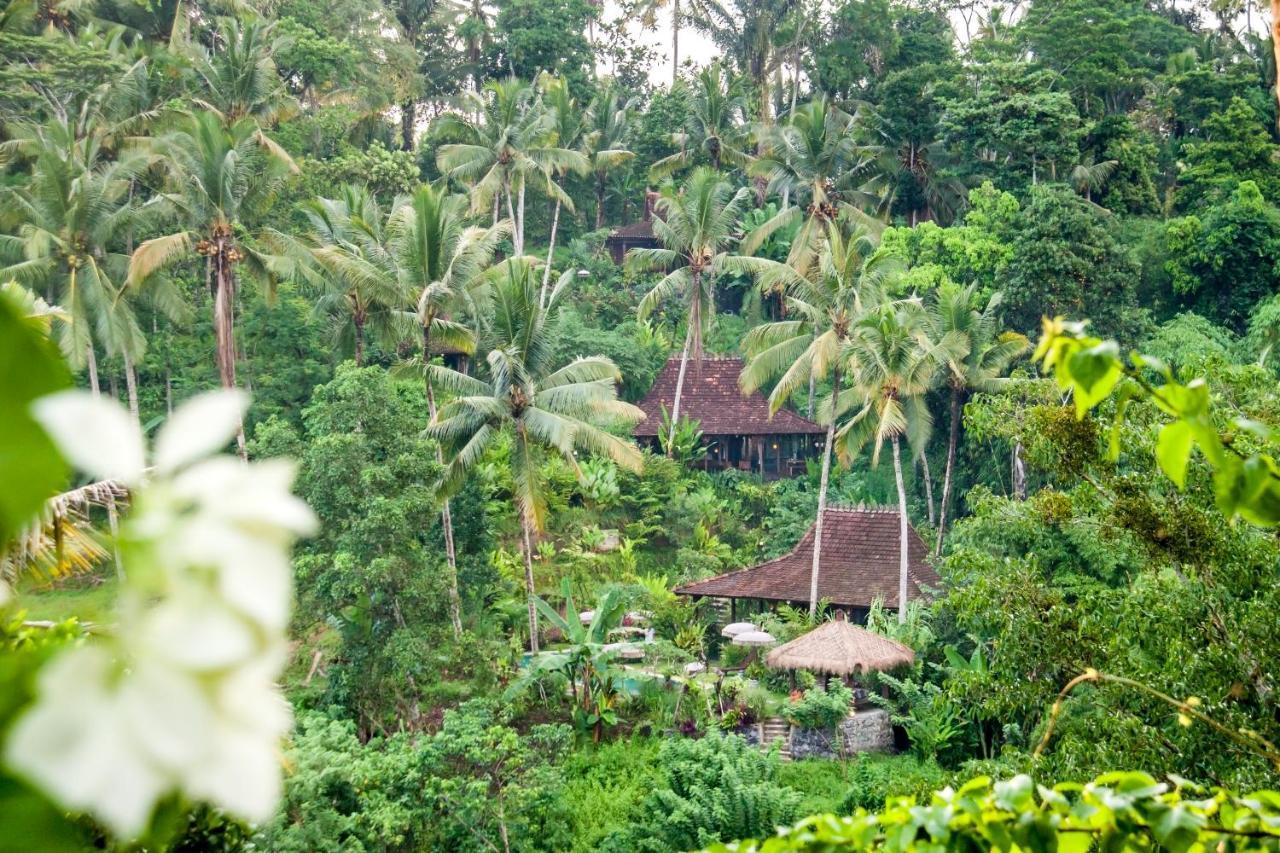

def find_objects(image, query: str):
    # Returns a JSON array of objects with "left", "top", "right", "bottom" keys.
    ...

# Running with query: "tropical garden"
[{"left": 3, "top": 0, "right": 1280, "bottom": 848}]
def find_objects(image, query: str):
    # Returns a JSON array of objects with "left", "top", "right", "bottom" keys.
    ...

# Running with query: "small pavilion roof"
[
  {"left": 633, "top": 356, "right": 824, "bottom": 437},
  {"left": 673, "top": 505, "right": 940, "bottom": 608},
  {"left": 766, "top": 616, "right": 914, "bottom": 676}
]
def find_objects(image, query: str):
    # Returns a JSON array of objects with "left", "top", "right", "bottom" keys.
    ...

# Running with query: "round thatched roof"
[{"left": 765, "top": 619, "right": 914, "bottom": 676}]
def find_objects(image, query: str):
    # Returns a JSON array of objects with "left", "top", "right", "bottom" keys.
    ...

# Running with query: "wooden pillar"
[{"left": 756, "top": 438, "right": 764, "bottom": 473}]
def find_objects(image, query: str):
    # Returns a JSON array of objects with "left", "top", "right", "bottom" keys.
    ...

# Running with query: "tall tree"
[
  {"left": 435, "top": 77, "right": 586, "bottom": 257},
  {"left": 924, "top": 283, "right": 1028, "bottom": 554},
  {"left": 628, "top": 168, "right": 752, "bottom": 453},
  {"left": 535, "top": 73, "right": 591, "bottom": 303},
  {"left": 650, "top": 63, "right": 752, "bottom": 177},
  {"left": 390, "top": 181, "right": 507, "bottom": 638},
  {"left": 128, "top": 111, "right": 298, "bottom": 456},
  {"left": 739, "top": 223, "right": 897, "bottom": 614},
  {"left": 427, "top": 260, "right": 644, "bottom": 652},
  {"left": 190, "top": 18, "right": 295, "bottom": 127},
  {"left": 581, "top": 81, "right": 636, "bottom": 230},
  {"left": 837, "top": 300, "right": 940, "bottom": 623}
]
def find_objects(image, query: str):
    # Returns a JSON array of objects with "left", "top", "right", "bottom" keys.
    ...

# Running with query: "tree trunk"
[
  {"left": 920, "top": 451, "right": 935, "bottom": 527},
  {"left": 423, "top": 326, "right": 464, "bottom": 640},
  {"left": 505, "top": 176, "right": 521, "bottom": 256},
  {"left": 400, "top": 99, "right": 416, "bottom": 151},
  {"left": 808, "top": 365, "right": 838, "bottom": 616},
  {"left": 522, "top": 513, "right": 539, "bottom": 653},
  {"left": 892, "top": 436, "right": 910, "bottom": 624},
  {"left": 517, "top": 179, "right": 526, "bottom": 256},
  {"left": 806, "top": 371, "right": 815, "bottom": 419},
  {"left": 86, "top": 341, "right": 100, "bottom": 397},
  {"left": 542, "top": 194, "right": 562, "bottom": 308},
  {"left": 1273, "top": 0, "right": 1280, "bottom": 130},
  {"left": 595, "top": 173, "right": 606, "bottom": 230},
  {"left": 123, "top": 349, "right": 140, "bottom": 425},
  {"left": 1012, "top": 441, "right": 1027, "bottom": 500},
  {"left": 935, "top": 387, "right": 961, "bottom": 556},
  {"left": 667, "top": 314, "right": 694, "bottom": 454},
  {"left": 672, "top": 0, "right": 680, "bottom": 85},
  {"left": 353, "top": 312, "right": 365, "bottom": 366},
  {"left": 213, "top": 245, "right": 247, "bottom": 459}
]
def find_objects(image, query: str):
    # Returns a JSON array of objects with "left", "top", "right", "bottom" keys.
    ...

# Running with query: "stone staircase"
[{"left": 758, "top": 716, "right": 792, "bottom": 761}]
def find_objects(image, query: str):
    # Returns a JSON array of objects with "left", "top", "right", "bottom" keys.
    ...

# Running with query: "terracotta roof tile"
[
  {"left": 674, "top": 505, "right": 941, "bottom": 609},
  {"left": 633, "top": 356, "right": 824, "bottom": 437}
]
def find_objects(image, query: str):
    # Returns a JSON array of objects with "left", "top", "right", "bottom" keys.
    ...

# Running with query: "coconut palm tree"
[
  {"left": 633, "top": 0, "right": 683, "bottom": 85},
  {"left": 582, "top": 82, "right": 637, "bottom": 230},
  {"left": 743, "top": 96, "right": 881, "bottom": 276},
  {"left": 434, "top": 77, "right": 586, "bottom": 257},
  {"left": 535, "top": 73, "right": 592, "bottom": 303},
  {"left": 926, "top": 283, "right": 1028, "bottom": 554},
  {"left": 285, "top": 185, "right": 412, "bottom": 366},
  {"left": 127, "top": 110, "right": 297, "bottom": 456},
  {"left": 390, "top": 181, "right": 507, "bottom": 638},
  {"left": 190, "top": 17, "right": 295, "bottom": 127},
  {"left": 738, "top": 223, "right": 898, "bottom": 615},
  {"left": 0, "top": 114, "right": 170, "bottom": 412},
  {"left": 650, "top": 63, "right": 752, "bottom": 178},
  {"left": 836, "top": 300, "right": 939, "bottom": 623},
  {"left": 627, "top": 168, "right": 753, "bottom": 453},
  {"left": 427, "top": 259, "right": 644, "bottom": 652}
]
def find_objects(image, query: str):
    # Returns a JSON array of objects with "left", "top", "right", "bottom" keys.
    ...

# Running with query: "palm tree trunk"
[
  {"left": 522, "top": 514, "right": 539, "bottom": 653},
  {"left": 542, "top": 193, "right": 562, "bottom": 308},
  {"left": 213, "top": 245, "right": 247, "bottom": 459},
  {"left": 86, "top": 341, "right": 100, "bottom": 397},
  {"left": 920, "top": 451, "right": 935, "bottom": 527},
  {"left": 423, "top": 326, "right": 464, "bottom": 640},
  {"left": 1012, "top": 441, "right": 1027, "bottom": 500},
  {"left": 935, "top": 388, "right": 961, "bottom": 555},
  {"left": 892, "top": 436, "right": 910, "bottom": 624},
  {"left": 353, "top": 312, "right": 365, "bottom": 366},
  {"left": 400, "top": 100, "right": 416, "bottom": 151},
  {"left": 505, "top": 176, "right": 522, "bottom": 256},
  {"left": 806, "top": 371, "right": 815, "bottom": 419},
  {"left": 808, "top": 364, "right": 838, "bottom": 616},
  {"left": 595, "top": 173, "right": 606, "bottom": 230},
  {"left": 517, "top": 179, "right": 526, "bottom": 256},
  {"left": 123, "top": 349, "right": 140, "bottom": 424},
  {"left": 667, "top": 319, "right": 694, "bottom": 455},
  {"left": 672, "top": 0, "right": 680, "bottom": 85}
]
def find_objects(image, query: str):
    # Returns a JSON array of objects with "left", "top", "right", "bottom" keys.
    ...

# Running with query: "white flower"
[{"left": 8, "top": 389, "right": 316, "bottom": 839}]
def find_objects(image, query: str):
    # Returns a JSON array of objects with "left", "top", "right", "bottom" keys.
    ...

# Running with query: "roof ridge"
[{"left": 825, "top": 503, "right": 899, "bottom": 514}]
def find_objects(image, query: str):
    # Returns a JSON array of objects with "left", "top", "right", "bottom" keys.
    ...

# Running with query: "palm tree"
[
  {"left": 686, "top": 0, "right": 801, "bottom": 129},
  {"left": 434, "top": 78, "right": 586, "bottom": 257},
  {"left": 738, "top": 223, "right": 898, "bottom": 615},
  {"left": 836, "top": 300, "right": 938, "bottom": 623},
  {"left": 926, "top": 283, "right": 1028, "bottom": 554},
  {"left": 0, "top": 115, "right": 162, "bottom": 411},
  {"left": 390, "top": 181, "right": 507, "bottom": 638},
  {"left": 427, "top": 260, "right": 644, "bottom": 652},
  {"left": 582, "top": 82, "right": 637, "bottom": 230},
  {"left": 650, "top": 63, "right": 752, "bottom": 178},
  {"left": 744, "top": 96, "right": 880, "bottom": 276},
  {"left": 627, "top": 168, "right": 753, "bottom": 453},
  {"left": 633, "top": 0, "right": 683, "bottom": 85},
  {"left": 536, "top": 74, "right": 592, "bottom": 303},
  {"left": 128, "top": 111, "right": 298, "bottom": 456},
  {"left": 190, "top": 17, "right": 295, "bottom": 127},
  {"left": 286, "top": 185, "right": 412, "bottom": 366}
]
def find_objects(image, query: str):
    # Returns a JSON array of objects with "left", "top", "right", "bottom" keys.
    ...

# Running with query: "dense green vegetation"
[{"left": 3, "top": 0, "right": 1280, "bottom": 848}]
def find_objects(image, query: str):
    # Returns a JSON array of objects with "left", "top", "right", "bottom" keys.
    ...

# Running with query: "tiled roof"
[
  {"left": 633, "top": 356, "right": 825, "bottom": 437},
  {"left": 674, "top": 505, "right": 941, "bottom": 609},
  {"left": 607, "top": 219, "right": 656, "bottom": 240}
]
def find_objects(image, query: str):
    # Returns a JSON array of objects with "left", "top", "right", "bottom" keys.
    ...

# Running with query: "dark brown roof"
[
  {"left": 607, "top": 219, "right": 656, "bottom": 241},
  {"left": 633, "top": 356, "right": 824, "bottom": 437},
  {"left": 674, "top": 505, "right": 941, "bottom": 609}
]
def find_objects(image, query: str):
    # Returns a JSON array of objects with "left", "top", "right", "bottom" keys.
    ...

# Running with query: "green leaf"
[
  {"left": 0, "top": 294, "right": 69, "bottom": 548},
  {"left": 1156, "top": 421, "right": 1194, "bottom": 489},
  {"left": 1065, "top": 342, "right": 1122, "bottom": 416}
]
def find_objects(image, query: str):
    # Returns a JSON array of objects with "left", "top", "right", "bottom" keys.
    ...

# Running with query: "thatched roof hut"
[{"left": 765, "top": 618, "right": 914, "bottom": 677}]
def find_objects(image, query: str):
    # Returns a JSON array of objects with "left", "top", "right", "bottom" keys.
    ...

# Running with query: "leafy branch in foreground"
[
  {"left": 709, "top": 772, "right": 1280, "bottom": 852},
  {"left": 1034, "top": 316, "right": 1280, "bottom": 526}
]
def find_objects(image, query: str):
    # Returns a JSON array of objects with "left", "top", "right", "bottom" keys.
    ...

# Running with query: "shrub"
[{"left": 783, "top": 683, "right": 854, "bottom": 730}]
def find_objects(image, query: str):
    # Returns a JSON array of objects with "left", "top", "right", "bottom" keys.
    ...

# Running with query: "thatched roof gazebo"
[{"left": 765, "top": 618, "right": 914, "bottom": 678}]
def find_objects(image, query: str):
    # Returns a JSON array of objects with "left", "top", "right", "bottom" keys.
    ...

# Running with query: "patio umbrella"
[
  {"left": 721, "top": 621, "right": 756, "bottom": 638},
  {"left": 732, "top": 630, "right": 777, "bottom": 647}
]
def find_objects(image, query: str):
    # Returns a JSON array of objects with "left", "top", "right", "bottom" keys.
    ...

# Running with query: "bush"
[
  {"left": 783, "top": 683, "right": 854, "bottom": 730},
  {"left": 562, "top": 738, "right": 663, "bottom": 852},
  {"left": 837, "top": 754, "right": 947, "bottom": 813},
  {"left": 601, "top": 733, "right": 802, "bottom": 852}
]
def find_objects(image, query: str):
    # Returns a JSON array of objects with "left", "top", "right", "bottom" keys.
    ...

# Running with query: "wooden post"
[{"left": 757, "top": 439, "right": 764, "bottom": 473}]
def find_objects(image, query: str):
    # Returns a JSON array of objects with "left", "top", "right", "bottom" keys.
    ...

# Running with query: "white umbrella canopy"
[
  {"left": 578, "top": 610, "right": 595, "bottom": 624},
  {"left": 732, "top": 630, "right": 777, "bottom": 647},
  {"left": 721, "top": 621, "right": 757, "bottom": 638}
]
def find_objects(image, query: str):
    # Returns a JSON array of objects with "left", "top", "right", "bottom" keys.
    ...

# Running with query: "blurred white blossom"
[{"left": 5, "top": 390, "right": 316, "bottom": 838}]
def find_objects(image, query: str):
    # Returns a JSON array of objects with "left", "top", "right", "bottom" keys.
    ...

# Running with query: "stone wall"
[{"left": 839, "top": 708, "right": 894, "bottom": 754}]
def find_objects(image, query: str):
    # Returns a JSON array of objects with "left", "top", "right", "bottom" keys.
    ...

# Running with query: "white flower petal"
[
  {"left": 31, "top": 392, "right": 146, "bottom": 484},
  {"left": 119, "top": 662, "right": 212, "bottom": 771},
  {"left": 139, "top": 600, "right": 257, "bottom": 671},
  {"left": 183, "top": 715, "right": 285, "bottom": 824},
  {"left": 154, "top": 390, "right": 250, "bottom": 473}
]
